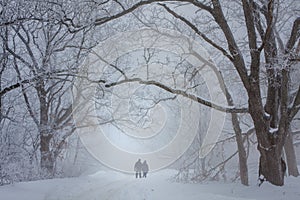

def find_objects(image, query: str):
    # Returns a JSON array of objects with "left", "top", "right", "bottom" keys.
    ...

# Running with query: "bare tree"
[
  {"left": 1, "top": 0, "right": 299, "bottom": 186},
  {"left": 1, "top": 0, "right": 95, "bottom": 177},
  {"left": 0, "top": 0, "right": 143, "bottom": 178},
  {"left": 91, "top": 0, "right": 300, "bottom": 186}
]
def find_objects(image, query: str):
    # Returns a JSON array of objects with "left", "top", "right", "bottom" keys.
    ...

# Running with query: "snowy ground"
[{"left": 0, "top": 169, "right": 299, "bottom": 200}]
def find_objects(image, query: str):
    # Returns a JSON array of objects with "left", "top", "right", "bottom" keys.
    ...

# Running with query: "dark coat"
[
  {"left": 134, "top": 159, "right": 142, "bottom": 172},
  {"left": 142, "top": 161, "right": 149, "bottom": 172}
]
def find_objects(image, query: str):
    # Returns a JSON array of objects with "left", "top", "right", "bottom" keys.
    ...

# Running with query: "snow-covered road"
[
  {"left": 1, "top": 169, "right": 300, "bottom": 200},
  {"left": 43, "top": 170, "right": 249, "bottom": 200}
]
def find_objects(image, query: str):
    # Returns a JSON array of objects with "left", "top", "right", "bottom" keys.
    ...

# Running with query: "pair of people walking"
[{"left": 134, "top": 159, "right": 149, "bottom": 178}]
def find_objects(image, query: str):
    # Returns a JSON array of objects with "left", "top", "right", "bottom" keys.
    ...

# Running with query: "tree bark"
[
  {"left": 232, "top": 113, "right": 249, "bottom": 186},
  {"left": 40, "top": 134, "right": 54, "bottom": 176},
  {"left": 258, "top": 147, "right": 286, "bottom": 186},
  {"left": 284, "top": 129, "right": 299, "bottom": 177},
  {"left": 37, "top": 83, "right": 54, "bottom": 177}
]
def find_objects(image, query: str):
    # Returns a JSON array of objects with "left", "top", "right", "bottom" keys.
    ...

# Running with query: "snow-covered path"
[
  {"left": 43, "top": 170, "right": 251, "bottom": 200},
  {"left": 1, "top": 170, "right": 300, "bottom": 200}
]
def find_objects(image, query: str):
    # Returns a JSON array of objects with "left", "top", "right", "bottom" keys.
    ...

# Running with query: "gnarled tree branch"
[{"left": 105, "top": 78, "right": 248, "bottom": 113}]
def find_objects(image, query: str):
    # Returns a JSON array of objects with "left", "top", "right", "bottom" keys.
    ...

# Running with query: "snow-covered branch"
[
  {"left": 159, "top": 3, "right": 234, "bottom": 62},
  {"left": 105, "top": 78, "right": 248, "bottom": 113}
]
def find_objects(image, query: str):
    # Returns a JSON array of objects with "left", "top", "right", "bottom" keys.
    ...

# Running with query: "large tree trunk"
[
  {"left": 248, "top": 85, "right": 286, "bottom": 186},
  {"left": 284, "top": 129, "right": 299, "bottom": 177},
  {"left": 258, "top": 147, "right": 286, "bottom": 186},
  {"left": 40, "top": 134, "right": 54, "bottom": 176},
  {"left": 38, "top": 83, "right": 54, "bottom": 177}
]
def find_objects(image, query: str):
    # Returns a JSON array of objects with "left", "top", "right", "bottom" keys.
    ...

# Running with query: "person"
[
  {"left": 142, "top": 160, "right": 149, "bottom": 178},
  {"left": 134, "top": 159, "right": 142, "bottom": 178}
]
